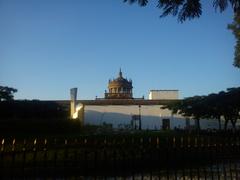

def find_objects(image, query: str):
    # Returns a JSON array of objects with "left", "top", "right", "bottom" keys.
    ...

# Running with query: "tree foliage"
[
  {"left": 124, "top": 0, "right": 240, "bottom": 22},
  {"left": 228, "top": 12, "right": 240, "bottom": 68},
  {"left": 124, "top": 0, "right": 240, "bottom": 68},
  {"left": 0, "top": 86, "right": 17, "bottom": 101},
  {"left": 0, "top": 100, "right": 68, "bottom": 119},
  {"left": 163, "top": 87, "right": 240, "bottom": 130}
]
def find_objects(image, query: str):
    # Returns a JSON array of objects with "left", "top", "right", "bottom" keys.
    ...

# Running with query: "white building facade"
[{"left": 149, "top": 90, "right": 179, "bottom": 100}]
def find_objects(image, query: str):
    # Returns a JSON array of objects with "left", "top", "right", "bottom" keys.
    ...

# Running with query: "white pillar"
[{"left": 70, "top": 88, "right": 77, "bottom": 119}]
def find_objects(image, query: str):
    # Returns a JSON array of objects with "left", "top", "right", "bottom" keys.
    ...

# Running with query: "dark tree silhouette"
[
  {"left": 0, "top": 86, "right": 17, "bottom": 101},
  {"left": 202, "top": 93, "right": 223, "bottom": 129},
  {"left": 163, "top": 87, "right": 240, "bottom": 130},
  {"left": 223, "top": 87, "right": 240, "bottom": 129},
  {"left": 124, "top": 0, "right": 239, "bottom": 22},
  {"left": 124, "top": 0, "right": 240, "bottom": 68},
  {"left": 228, "top": 12, "right": 240, "bottom": 68},
  {"left": 163, "top": 96, "right": 206, "bottom": 130}
]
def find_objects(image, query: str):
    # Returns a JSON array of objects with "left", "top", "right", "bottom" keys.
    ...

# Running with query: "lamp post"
[{"left": 138, "top": 105, "right": 142, "bottom": 130}]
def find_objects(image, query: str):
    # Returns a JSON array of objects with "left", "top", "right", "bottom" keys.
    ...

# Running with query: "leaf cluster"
[
  {"left": 228, "top": 12, "right": 240, "bottom": 68},
  {"left": 0, "top": 86, "right": 17, "bottom": 101},
  {"left": 162, "top": 87, "right": 240, "bottom": 121},
  {"left": 124, "top": 0, "right": 240, "bottom": 22}
]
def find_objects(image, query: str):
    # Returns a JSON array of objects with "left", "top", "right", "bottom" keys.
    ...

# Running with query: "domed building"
[{"left": 105, "top": 69, "right": 133, "bottom": 99}]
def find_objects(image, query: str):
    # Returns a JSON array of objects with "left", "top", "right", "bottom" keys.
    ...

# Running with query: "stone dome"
[{"left": 105, "top": 69, "right": 133, "bottom": 99}]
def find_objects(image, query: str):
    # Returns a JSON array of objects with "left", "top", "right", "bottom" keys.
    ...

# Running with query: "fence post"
[
  {"left": 187, "top": 136, "right": 193, "bottom": 180},
  {"left": 83, "top": 138, "right": 87, "bottom": 175},
  {"left": 131, "top": 137, "right": 135, "bottom": 179},
  {"left": 195, "top": 137, "right": 200, "bottom": 180},
  {"left": 235, "top": 136, "right": 239, "bottom": 179},
  {"left": 112, "top": 137, "right": 116, "bottom": 177},
  {"left": 214, "top": 137, "right": 220, "bottom": 180},
  {"left": 156, "top": 136, "right": 161, "bottom": 179},
  {"left": 121, "top": 137, "right": 126, "bottom": 176},
  {"left": 33, "top": 138, "right": 37, "bottom": 177},
  {"left": 43, "top": 139, "right": 47, "bottom": 168},
  {"left": 94, "top": 146, "right": 97, "bottom": 172},
  {"left": 103, "top": 137, "right": 107, "bottom": 178},
  {"left": 208, "top": 137, "right": 214, "bottom": 180},
  {"left": 234, "top": 161, "right": 238, "bottom": 180},
  {"left": 230, "top": 137, "right": 234, "bottom": 180},
  {"left": 172, "top": 136, "right": 177, "bottom": 180},
  {"left": 238, "top": 136, "right": 240, "bottom": 158},
  {"left": 149, "top": 136, "right": 152, "bottom": 170},
  {"left": 22, "top": 139, "right": 26, "bottom": 177},
  {"left": 53, "top": 138, "right": 57, "bottom": 169},
  {"left": 74, "top": 138, "right": 78, "bottom": 167},
  {"left": 182, "top": 137, "right": 186, "bottom": 180},
  {"left": 11, "top": 139, "right": 16, "bottom": 175},
  {"left": 166, "top": 137, "right": 169, "bottom": 180},
  {"left": 1, "top": 139, "right": 4, "bottom": 172},
  {"left": 64, "top": 139, "right": 68, "bottom": 167}
]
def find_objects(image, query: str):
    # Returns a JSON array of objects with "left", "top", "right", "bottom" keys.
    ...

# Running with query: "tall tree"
[
  {"left": 0, "top": 86, "right": 17, "bottom": 101},
  {"left": 163, "top": 87, "right": 240, "bottom": 130},
  {"left": 162, "top": 96, "right": 207, "bottom": 130},
  {"left": 224, "top": 87, "right": 240, "bottom": 129},
  {"left": 203, "top": 93, "right": 223, "bottom": 129},
  {"left": 228, "top": 12, "right": 240, "bottom": 68},
  {"left": 124, "top": 0, "right": 240, "bottom": 68}
]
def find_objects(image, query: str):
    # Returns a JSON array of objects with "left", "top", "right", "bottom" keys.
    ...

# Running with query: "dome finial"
[{"left": 119, "top": 68, "right": 122, "bottom": 78}]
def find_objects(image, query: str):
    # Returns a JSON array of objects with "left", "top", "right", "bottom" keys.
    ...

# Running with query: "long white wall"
[{"left": 84, "top": 105, "right": 218, "bottom": 129}]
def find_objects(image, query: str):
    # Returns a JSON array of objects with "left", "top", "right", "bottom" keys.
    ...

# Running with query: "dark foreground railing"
[{"left": 0, "top": 133, "right": 240, "bottom": 179}]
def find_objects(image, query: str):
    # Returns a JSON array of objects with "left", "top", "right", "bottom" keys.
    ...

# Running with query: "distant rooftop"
[{"left": 150, "top": 90, "right": 179, "bottom": 91}]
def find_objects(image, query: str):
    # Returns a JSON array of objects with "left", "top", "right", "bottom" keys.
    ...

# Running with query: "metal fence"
[{"left": 0, "top": 133, "right": 240, "bottom": 179}]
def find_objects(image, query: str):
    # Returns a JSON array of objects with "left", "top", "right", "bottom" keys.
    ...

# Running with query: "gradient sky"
[{"left": 0, "top": 0, "right": 239, "bottom": 100}]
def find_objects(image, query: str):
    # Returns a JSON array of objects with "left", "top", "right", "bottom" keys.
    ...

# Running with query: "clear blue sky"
[{"left": 0, "top": 0, "right": 239, "bottom": 100}]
